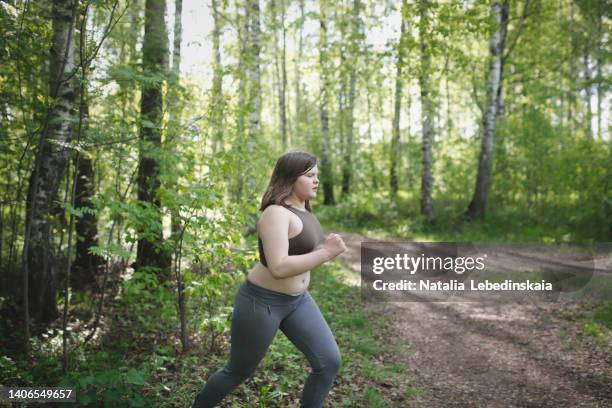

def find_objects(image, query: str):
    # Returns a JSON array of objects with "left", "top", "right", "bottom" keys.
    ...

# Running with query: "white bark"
[
  {"left": 467, "top": 0, "right": 508, "bottom": 219},
  {"left": 25, "top": 0, "right": 76, "bottom": 324},
  {"left": 419, "top": 0, "right": 434, "bottom": 222}
]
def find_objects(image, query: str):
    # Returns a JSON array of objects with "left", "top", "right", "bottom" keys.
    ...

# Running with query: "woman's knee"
[
  {"left": 319, "top": 347, "right": 342, "bottom": 374},
  {"left": 221, "top": 363, "right": 258, "bottom": 384},
  {"left": 330, "top": 348, "right": 342, "bottom": 372}
]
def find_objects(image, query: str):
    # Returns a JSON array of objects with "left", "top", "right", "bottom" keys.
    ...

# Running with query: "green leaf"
[{"left": 125, "top": 369, "right": 146, "bottom": 385}]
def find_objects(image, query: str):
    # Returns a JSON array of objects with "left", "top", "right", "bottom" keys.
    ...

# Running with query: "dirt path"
[{"left": 333, "top": 231, "right": 612, "bottom": 408}]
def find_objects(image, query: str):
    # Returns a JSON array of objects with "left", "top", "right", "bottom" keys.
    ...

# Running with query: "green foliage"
[
  {"left": 108, "top": 65, "right": 167, "bottom": 87},
  {"left": 0, "top": 355, "right": 21, "bottom": 384},
  {"left": 120, "top": 270, "right": 176, "bottom": 330},
  {"left": 363, "top": 387, "right": 387, "bottom": 407},
  {"left": 88, "top": 242, "right": 131, "bottom": 261},
  {"left": 491, "top": 107, "right": 609, "bottom": 241},
  {"left": 257, "top": 381, "right": 290, "bottom": 407},
  {"left": 404, "top": 387, "right": 424, "bottom": 398},
  {"left": 592, "top": 303, "right": 612, "bottom": 329},
  {"left": 59, "top": 365, "right": 155, "bottom": 407},
  {"left": 580, "top": 302, "right": 612, "bottom": 345},
  {"left": 319, "top": 190, "right": 399, "bottom": 231},
  {"left": 558, "top": 301, "right": 612, "bottom": 347}
]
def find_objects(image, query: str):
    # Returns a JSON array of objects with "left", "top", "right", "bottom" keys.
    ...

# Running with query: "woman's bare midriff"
[
  {"left": 248, "top": 208, "right": 310, "bottom": 295},
  {"left": 247, "top": 264, "right": 310, "bottom": 295}
]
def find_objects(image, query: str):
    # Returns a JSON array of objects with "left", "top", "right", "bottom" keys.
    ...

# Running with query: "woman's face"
[{"left": 292, "top": 165, "right": 319, "bottom": 200}]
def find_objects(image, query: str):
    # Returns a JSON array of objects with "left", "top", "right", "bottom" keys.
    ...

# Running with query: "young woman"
[{"left": 192, "top": 150, "right": 347, "bottom": 408}]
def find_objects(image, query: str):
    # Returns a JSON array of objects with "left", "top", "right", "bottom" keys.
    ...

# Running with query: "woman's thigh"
[
  {"left": 227, "top": 292, "right": 280, "bottom": 376},
  {"left": 279, "top": 292, "right": 341, "bottom": 370}
]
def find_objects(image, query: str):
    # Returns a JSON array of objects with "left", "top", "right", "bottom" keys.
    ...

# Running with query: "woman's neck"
[{"left": 284, "top": 197, "right": 306, "bottom": 210}]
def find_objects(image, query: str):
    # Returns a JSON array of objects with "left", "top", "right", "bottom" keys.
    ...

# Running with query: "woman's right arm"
[{"left": 259, "top": 206, "right": 346, "bottom": 279}]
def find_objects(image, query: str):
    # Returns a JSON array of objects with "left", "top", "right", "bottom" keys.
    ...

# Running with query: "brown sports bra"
[{"left": 258, "top": 205, "right": 325, "bottom": 268}]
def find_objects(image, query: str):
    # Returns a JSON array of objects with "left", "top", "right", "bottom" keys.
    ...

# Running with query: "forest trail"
[{"left": 332, "top": 231, "right": 612, "bottom": 408}]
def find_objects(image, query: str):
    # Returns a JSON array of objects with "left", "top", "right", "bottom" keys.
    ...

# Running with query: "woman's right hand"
[{"left": 322, "top": 233, "right": 347, "bottom": 261}]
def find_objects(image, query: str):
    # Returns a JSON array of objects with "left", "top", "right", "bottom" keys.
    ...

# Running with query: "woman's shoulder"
[
  {"left": 260, "top": 204, "right": 294, "bottom": 221},
  {"left": 262, "top": 203, "right": 290, "bottom": 213},
  {"left": 258, "top": 205, "right": 293, "bottom": 234}
]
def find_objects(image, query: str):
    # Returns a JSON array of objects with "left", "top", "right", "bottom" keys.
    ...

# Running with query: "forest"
[{"left": 0, "top": 0, "right": 610, "bottom": 406}]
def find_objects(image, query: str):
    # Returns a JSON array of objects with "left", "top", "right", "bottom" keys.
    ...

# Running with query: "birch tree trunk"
[
  {"left": 419, "top": 0, "right": 434, "bottom": 222},
  {"left": 583, "top": 50, "right": 593, "bottom": 139},
  {"left": 169, "top": 0, "right": 190, "bottom": 352},
  {"left": 211, "top": 0, "right": 225, "bottom": 153},
  {"left": 232, "top": 1, "right": 249, "bottom": 202},
  {"left": 237, "top": 1, "right": 247, "bottom": 144},
  {"left": 390, "top": 2, "right": 407, "bottom": 198},
  {"left": 280, "top": 2, "right": 287, "bottom": 148},
  {"left": 294, "top": 0, "right": 305, "bottom": 141},
  {"left": 568, "top": 1, "right": 576, "bottom": 133},
  {"left": 172, "top": 0, "right": 182, "bottom": 77},
  {"left": 596, "top": 13, "right": 602, "bottom": 140},
  {"left": 366, "top": 86, "right": 378, "bottom": 189},
  {"left": 24, "top": 0, "right": 77, "bottom": 325},
  {"left": 272, "top": 0, "right": 288, "bottom": 150},
  {"left": 319, "top": 0, "right": 334, "bottom": 205},
  {"left": 341, "top": 0, "right": 361, "bottom": 197},
  {"left": 246, "top": 0, "right": 261, "bottom": 145},
  {"left": 466, "top": 0, "right": 508, "bottom": 219},
  {"left": 240, "top": 0, "right": 261, "bottom": 202}
]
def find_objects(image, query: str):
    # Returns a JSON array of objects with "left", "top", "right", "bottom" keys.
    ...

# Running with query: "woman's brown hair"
[{"left": 259, "top": 150, "right": 318, "bottom": 212}]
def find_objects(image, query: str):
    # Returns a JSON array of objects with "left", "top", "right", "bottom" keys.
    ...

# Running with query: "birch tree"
[
  {"left": 418, "top": 0, "right": 434, "bottom": 223},
  {"left": 23, "top": 0, "right": 77, "bottom": 325},
  {"left": 319, "top": 0, "right": 334, "bottom": 205},
  {"left": 293, "top": 0, "right": 306, "bottom": 141},
  {"left": 466, "top": 0, "right": 509, "bottom": 219},
  {"left": 211, "top": 0, "right": 225, "bottom": 153},
  {"left": 390, "top": 0, "right": 408, "bottom": 198},
  {"left": 341, "top": 0, "right": 361, "bottom": 197}
]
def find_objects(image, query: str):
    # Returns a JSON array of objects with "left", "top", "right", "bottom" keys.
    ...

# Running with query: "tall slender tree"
[
  {"left": 390, "top": 0, "right": 408, "bottom": 198},
  {"left": 211, "top": 0, "right": 225, "bottom": 153},
  {"left": 23, "top": 0, "right": 77, "bottom": 326},
  {"left": 169, "top": 0, "right": 190, "bottom": 351},
  {"left": 234, "top": 0, "right": 261, "bottom": 204},
  {"left": 341, "top": 0, "right": 361, "bottom": 197},
  {"left": 319, "top": 0, "right": 334, "bottom": 205},
  {"left": 135, "top": 0, "right": 171, "bottom": 278},
  {"left": 271, "top": 0, "right": 288, "bottom": 150},
  {"left": 72, "top": 6, "right": 103, "bottom": 292},
  {"left": 293, "top": 0, "right": 305, "bottom": 142},
  {"left": 418, "top": 0, "right": 434, "bottom": 223},
  {"left": 466, "top": 0, "right": 509, "bottom": 219},
  {"left": 246, "top": 0, "right": 261, "bottom": 196},
  {"left": 172, "top": 0, "right": 182, "bottom": 77}
]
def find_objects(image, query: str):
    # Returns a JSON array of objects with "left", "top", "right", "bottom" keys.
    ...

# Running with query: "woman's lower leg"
[{"left": 191, "top": 364, "right": 253, "bottom": 408}]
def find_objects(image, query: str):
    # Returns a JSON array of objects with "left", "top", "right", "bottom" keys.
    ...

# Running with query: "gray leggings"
[{"left": 192, "top": 279, "right": 342, "bottom": 408}]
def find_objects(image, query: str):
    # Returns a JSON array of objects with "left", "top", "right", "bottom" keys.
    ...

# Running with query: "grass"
[
  {"left": 404, "top": 387, "right": 425, "bottom": 398},
  {"left": 579, "top": 302, "right": 612, "bottom": 346},
  {"left": 554, "top": 299, "right": 612, "bottom": 347}
]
